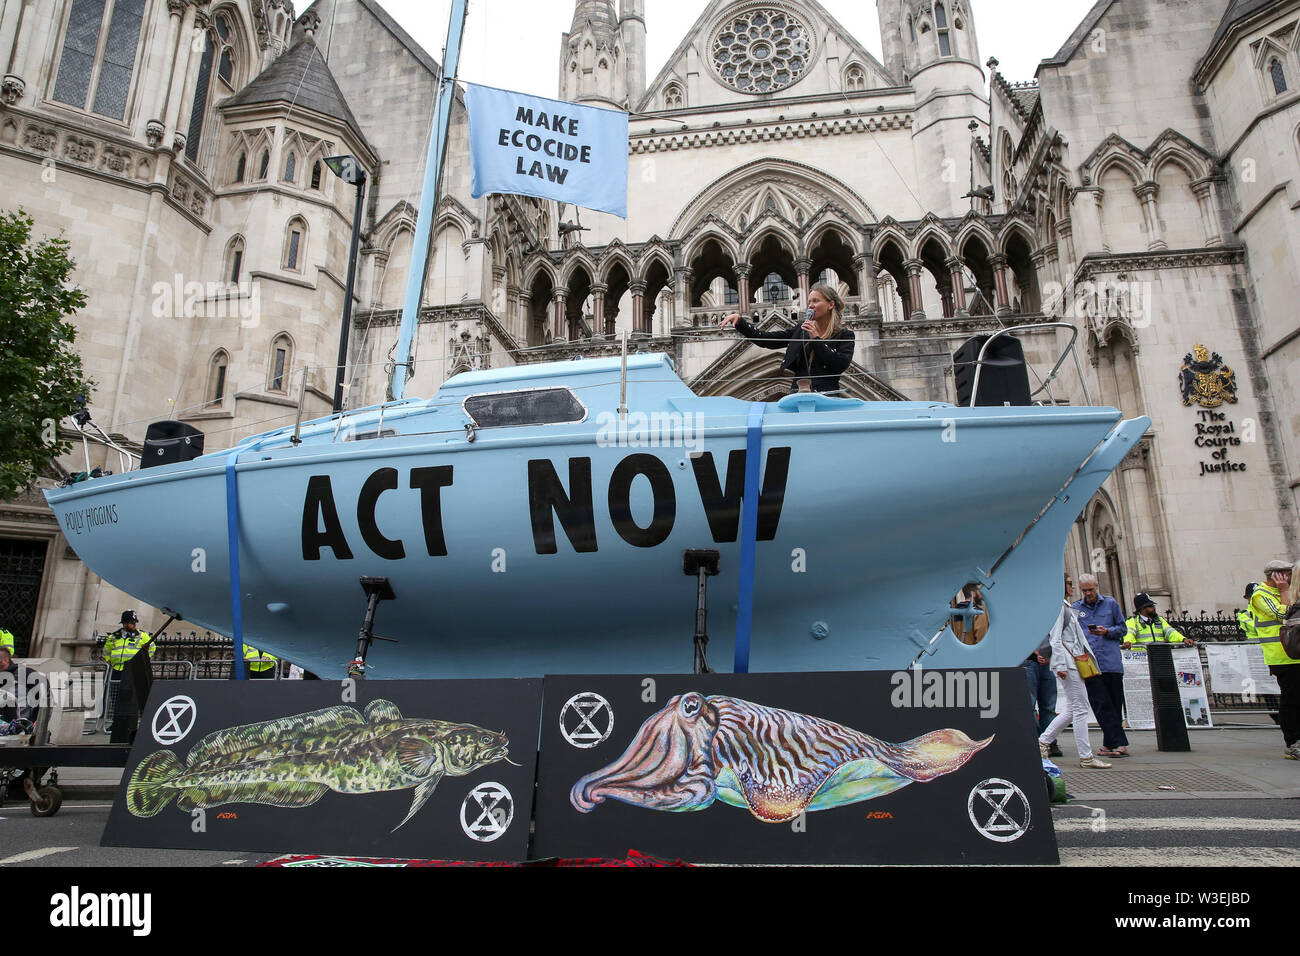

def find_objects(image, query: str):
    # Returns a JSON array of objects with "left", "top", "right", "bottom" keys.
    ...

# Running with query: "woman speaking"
[{"left": 720, "top": 283, "right": 855, "bottom": 394}]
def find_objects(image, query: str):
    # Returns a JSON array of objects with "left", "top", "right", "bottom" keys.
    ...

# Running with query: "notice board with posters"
[
  {"left": 102, "top": 680, "right": 541, "bottom": 861},
  {"left": 532, "top": 669, "right": 1057, "bottom": 865},
  {"left": 1117, "top": 647, "right": 1214, "bottom": 729}
]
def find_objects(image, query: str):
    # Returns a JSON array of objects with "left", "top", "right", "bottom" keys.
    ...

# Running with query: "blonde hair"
[{"left": 810, "top": 282, "right": 845, "bottom": 336}]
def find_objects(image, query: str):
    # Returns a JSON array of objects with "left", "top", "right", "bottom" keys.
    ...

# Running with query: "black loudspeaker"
[
  {"left": 953, "top": 334, "right": 1032, "bottom": 407},
  {"left": 141, "top": 421, "right": 205, "bottom": 469},
  {"left": 1146, "top": 644, "right": 1192, "bottom": 752}
]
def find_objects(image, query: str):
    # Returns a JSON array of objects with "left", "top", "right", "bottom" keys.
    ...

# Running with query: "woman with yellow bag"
[{"left": 1038, "top": 574, "right": 1125, "bottom": 768}]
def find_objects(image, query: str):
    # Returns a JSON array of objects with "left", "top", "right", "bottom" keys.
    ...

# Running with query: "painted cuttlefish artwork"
[{"left": 570, "top": 694, "right": 993, "bottom": 823}]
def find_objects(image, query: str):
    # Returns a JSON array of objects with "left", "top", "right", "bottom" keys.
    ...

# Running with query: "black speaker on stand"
[
  {"left": 953, "top": 334, "right": 1032, "bottom": 407},
  {"left": 141, "top": 421, "right": 205, "bottom": 468}
]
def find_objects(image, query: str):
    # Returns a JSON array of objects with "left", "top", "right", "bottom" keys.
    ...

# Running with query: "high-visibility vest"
[
  {"left": 0, "top": 629, "right": 13, "bottom": 654},
  {"left": 243, "top": 645, "right": 278, "bottom": 672},
  {"left": 1125, "top": 614, "right": 1185, "bottom": 644},
  {"left": 1237, "top": 608, "right": 1257, "bottom": 640},
  {"left": 104, "top": 628, "right": 155, "bottom": 670},
  {"left": 1251, "top": 583, "right": 1298, "bottom": 666}
]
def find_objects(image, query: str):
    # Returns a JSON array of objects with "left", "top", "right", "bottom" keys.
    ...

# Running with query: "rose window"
[{"left": 712, "top": 8, "right": 812, "bottom": 94}]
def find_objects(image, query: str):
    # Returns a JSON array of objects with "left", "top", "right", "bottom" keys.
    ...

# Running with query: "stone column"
[
  {"left": 675, "top": 266, "right": 693, "bottom": 325},
  {"left": 1190, "top": 178, "right": 1223, "bottom": 246},
  {"left": 1118, "top": 443, "right": 1169, "bottom": 594},
  {"left": 630, "top": 278, "right": 647, "bottom": 333},
  {"left": 904, "top": 258, "right": 926, "bottom": 320},
  {"left": 0, "top": 0, "right": 27, "bottom": 100},
  {"left": 490, "top": 264, "right": 507, "bottom": 319},
  {"left": 551, "top": 288, "right": 568, "bottom": 341},
  {"left": 1058, "top": 219, "right": 1077, "bottom": 273},
  {"left": 145, "top": 0, "right": 188, "bottom": 140},
  {"left": 990, "top": 253, "right": 1012, "bottom": 315},
  {"left": 590, "top": 282, "right": 607, "bottom": 336},
  {"left": 946, "top": 257, "right": 968, "bottom": 315},
  {"left": 1134, "top": 181, "right": 1165, "bottom": 251},
  {"left": 171, "top": 3, "right": 211, "bottom": 154},
  {"left": 734, "top": 263, "right": 751, "bottom": 312},
  {"left": 854, "top": 252, "right": 880, "bottom": 315},
  {"left": 5, "top": 0, "right": 58, "bottom": 93},
  {"left": 509, "top": 287, "right": 526, "bottom": 341},
  {"left": 795, "top": 256, "right": 812, "bottom": 305},
  {"left": 1029, "top": 250, "right": 1049, "bottom": 313}
]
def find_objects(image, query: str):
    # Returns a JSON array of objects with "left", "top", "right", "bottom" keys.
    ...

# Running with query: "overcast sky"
[{"left": 357, "top": 0, "right": 1100, "bottom": 97}]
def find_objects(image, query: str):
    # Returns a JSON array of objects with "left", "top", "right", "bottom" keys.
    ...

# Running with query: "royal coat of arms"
[{"left": 1179, "top": 343, "right": 1238, "bottom": 408}]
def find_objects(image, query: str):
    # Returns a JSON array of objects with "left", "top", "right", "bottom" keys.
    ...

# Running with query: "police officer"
[
  {"left": 1251, "top": 560, "right": 1298, "bottom": 759},
  {"left": 1123, "top": 593, "right": 1193, "bottom": 647},
  {"left": 103, "top": 610, "right": 155, "bottom": 743},
  {"left": 1238, "top": 583, "right": 1258, "bottom": 639},
  {"left": 243, "top": 644, "right": 279, "bottom": 680}
]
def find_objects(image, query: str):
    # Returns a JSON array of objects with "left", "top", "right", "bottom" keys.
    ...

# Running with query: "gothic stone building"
[{"left": 1, "top": 0, "right": 1297, "bottom": 655}]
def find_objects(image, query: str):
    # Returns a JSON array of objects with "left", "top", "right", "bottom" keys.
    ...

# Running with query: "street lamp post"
[{"left": 325, "top": 155, "right": 367, "bottom": 413}]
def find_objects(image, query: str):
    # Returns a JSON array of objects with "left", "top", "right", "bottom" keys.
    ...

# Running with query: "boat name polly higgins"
[{"left": 62, "top": 503, "right": 119, "bottom": 536}]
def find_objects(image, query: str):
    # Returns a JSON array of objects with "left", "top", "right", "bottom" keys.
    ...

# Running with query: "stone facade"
[{"left": 2, "top": 0, "right": 1298, "bottom": 656}]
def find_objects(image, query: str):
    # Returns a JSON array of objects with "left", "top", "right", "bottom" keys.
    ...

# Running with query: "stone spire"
[{"left": 559, "top": 0, "right": 626, "bottom": 108}]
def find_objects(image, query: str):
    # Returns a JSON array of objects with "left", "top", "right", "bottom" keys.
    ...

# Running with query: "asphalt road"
[{"left": 3, "top": 797, "right": 1299, "bottom": 867}]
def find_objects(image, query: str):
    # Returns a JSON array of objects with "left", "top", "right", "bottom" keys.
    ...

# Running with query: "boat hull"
[{"left": 47, "top": 397, "right": 1146, "bottom": 678}]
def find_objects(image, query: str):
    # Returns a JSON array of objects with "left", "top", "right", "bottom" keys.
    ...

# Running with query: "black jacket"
[{"left": 735, "top": 316, "right": 855, "bottom": 394}]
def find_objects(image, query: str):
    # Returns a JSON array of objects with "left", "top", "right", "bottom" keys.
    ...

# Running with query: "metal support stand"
[
  {"left": 683, "top": 550, "right": 720, "bottom": 675},
  {"left": 350, "top": 576, "right": 396, "bottom": 679}
]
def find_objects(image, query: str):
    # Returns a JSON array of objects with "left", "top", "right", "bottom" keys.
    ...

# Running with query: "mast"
[{"left": 391, "top": 0, "right": 469, "bottom": 401}]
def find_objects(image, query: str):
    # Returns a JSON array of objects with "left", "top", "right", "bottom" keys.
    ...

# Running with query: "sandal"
[{"left": 1098, "top": 748, "right": 1129, "bottom": 757}]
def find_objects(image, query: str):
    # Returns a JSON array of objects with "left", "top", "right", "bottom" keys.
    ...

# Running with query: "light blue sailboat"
[{"left": 45, "top": 1, "right": 1148, "bottom": 679}]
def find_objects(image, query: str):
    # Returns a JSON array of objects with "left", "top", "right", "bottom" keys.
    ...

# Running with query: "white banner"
[{"left": 1204, "top": 643, "right": 1280, "bottom": 697}]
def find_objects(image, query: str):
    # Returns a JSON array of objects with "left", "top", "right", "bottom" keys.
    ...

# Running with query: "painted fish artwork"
[
  {"left": 127, "top": 700, "right": 513, "bottom": 830},
  {"left": 570, "top": 694, "right": 993, "bottom": 823}
]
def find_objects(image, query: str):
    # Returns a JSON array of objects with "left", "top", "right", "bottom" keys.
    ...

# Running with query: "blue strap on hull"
[
  {"left": 734, "top": 402, "right": 766, "bottom": 674},
  {"left": 225, "top": 451, "right": 246, "bottom": 680}
]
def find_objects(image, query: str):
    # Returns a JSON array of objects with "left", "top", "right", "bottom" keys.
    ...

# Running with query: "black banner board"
[
  {"left": 533, "top": 669, "right": 1057, "bottom": 865},
  {"left": 102, "top": 680, "right": 541, "bottom": 861}
]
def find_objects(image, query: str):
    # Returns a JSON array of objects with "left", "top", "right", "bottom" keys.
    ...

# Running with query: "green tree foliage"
[{"left": 0, "top": 209, "right": 93, "bottom": 499}]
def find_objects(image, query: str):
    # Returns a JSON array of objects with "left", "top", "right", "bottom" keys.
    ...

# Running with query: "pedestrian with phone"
[{"left": 1073, "top": 573, "right": 1129, "bottom": 741}]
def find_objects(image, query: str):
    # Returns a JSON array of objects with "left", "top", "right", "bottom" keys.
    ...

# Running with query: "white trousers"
[{"left": 1039, "top": 666, "right": 1093, "bottom": 759}]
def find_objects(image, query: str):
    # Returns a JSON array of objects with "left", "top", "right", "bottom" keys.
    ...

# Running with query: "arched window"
[
  {"left": 283, "top": 217, "right": 307, "bottom": 272},
  {"left": 1272, "top": 58, "right": 1288, "bottom": 95},
  {"left": 268, "top": 334, "right": 293, "bottom": 392},
  {"left": 185, "top": 11, "right": 239, "bottom": 165},
  {"left": 233, "top": 151, "right": 246, "bottom": 183},
  {"left": 664, "top": 84, "right": 683, "bottom": 108},
  {"left": 310, "top": 160, "right": 322, "bottom": 190},
  {"left": 51, "top": 0, "right": 146, "bottom": 121},
  {"left": 225, "top": 235, "right": 245, "bottom": 284},
  {"left": 935, "top": 3, "right": 952, "bottom": 56},
  {"left": 257, "top": 149, "right": 270, "bottom": 180},
  {"left": 283, "top": 151, "right": 296, "bottom": 183},
  {"left": 207, "top": 350, "right": 229, "bottom": 406},
  {"left": 845, "top": 65, "right": 866, "bottom": 91}
]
